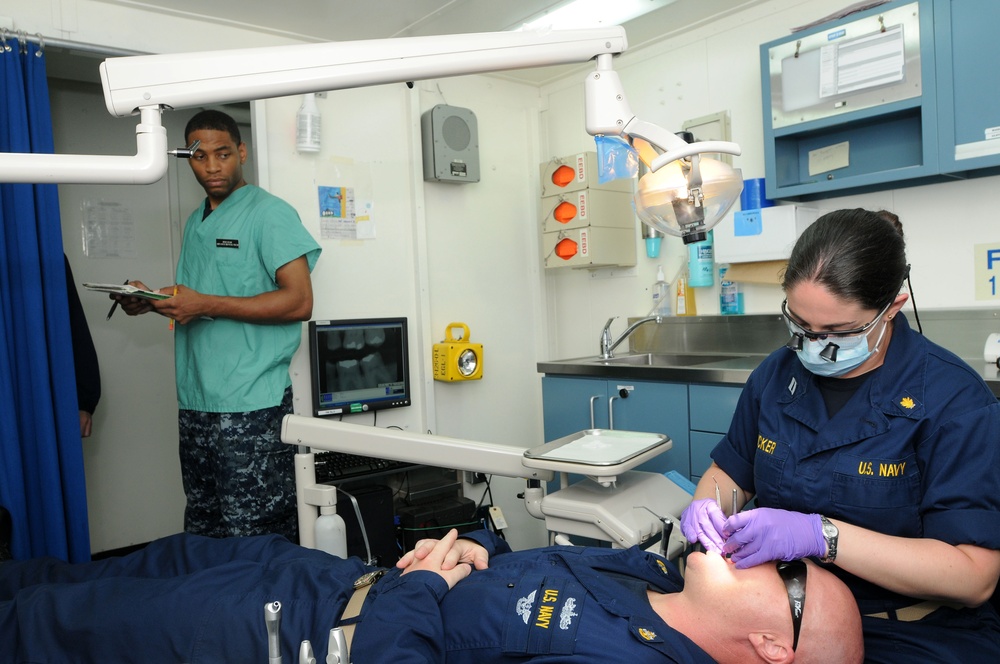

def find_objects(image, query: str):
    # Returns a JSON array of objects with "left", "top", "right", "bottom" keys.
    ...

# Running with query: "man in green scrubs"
[{"left": 117, "top": 110, "right": 321, "bottom": 540}]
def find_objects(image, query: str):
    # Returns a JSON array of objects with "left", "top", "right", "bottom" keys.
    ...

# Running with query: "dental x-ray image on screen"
[{"left": 308, "top": 318, "right": 411, "bottom": 416}]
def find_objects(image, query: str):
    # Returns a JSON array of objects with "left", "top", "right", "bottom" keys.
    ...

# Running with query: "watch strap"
[{"left": 819, "top": 515, "right": 838, "bottom": 563}]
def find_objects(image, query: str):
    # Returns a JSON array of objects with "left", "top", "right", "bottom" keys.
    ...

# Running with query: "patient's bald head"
[
  {"left": 793, "top": 559, "right": 863, "bottom": 664},
  {"left": 653, "top": 552, "right": 863, "bottom": 664}
]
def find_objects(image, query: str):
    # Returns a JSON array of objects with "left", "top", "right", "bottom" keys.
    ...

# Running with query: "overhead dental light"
[
  {"left": 634, "top": 154, "right": 743, "bottom": 244},
  {"left": 0, "top": 26, "right": 741, "bottom": 239},
  {"left": 583, "top": 53, "right": 743, "bottom": 243}
]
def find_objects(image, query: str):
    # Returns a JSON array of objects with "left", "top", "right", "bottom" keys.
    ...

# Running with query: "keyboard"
[{"left": 312, "top": 450, "right": 416, "bottom": 483}]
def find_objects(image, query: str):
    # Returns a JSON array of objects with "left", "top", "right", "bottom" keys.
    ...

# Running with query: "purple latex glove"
[
  {"left": 722, "top": 508, "right": 826, "bottom": 569},
  {"left": 680, "top": 498, "right": 728, "bottom": 554}
]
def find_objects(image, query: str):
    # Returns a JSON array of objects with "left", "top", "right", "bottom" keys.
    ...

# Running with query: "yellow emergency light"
[{"left": 433, "top": 322, "right": 483, "bottom": 382}]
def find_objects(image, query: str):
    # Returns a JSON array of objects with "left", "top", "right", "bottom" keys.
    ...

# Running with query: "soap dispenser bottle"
[
  {"left": 675, "top": 270, "right": 697, "bottom": 317},
  {"left": 649, "top": 264, "right": 672, "bottom": 317}
]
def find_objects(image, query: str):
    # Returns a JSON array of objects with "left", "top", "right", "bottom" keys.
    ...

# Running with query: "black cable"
[
  {"left": 907, "top": 271, "right": 922, "bottom": 334},
  {"left": 337, "top": 486, "right": 375, "bottom": 565},
  {"left": 475, "top": 475, "right": 494, "bottom": 510}
]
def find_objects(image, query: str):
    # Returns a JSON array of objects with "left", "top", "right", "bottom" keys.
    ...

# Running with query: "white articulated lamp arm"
[
  {"left": 583, "top": 53, "right": 744, "bottom": 242},
  {"left": 584, "top": 53, "right": 741, "bottom": 171},
  {"left": 0, "top": 27, "right": 627, "bottom": 184}
]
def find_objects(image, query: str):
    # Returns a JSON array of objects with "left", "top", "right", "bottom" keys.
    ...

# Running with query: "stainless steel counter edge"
[
  {"left": 537, "top": 354, "right": 1000, "bottom": 398},
  {"left": 537, "top": 355, "right": 765, "bottom": 386}
]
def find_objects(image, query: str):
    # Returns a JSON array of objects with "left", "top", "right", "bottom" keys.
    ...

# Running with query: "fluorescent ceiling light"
[{"left": 517, "top": 0, "right": 678, "bottom": 31}]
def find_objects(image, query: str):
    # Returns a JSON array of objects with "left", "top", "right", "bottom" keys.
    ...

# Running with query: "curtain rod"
[{"left": 1, "top": 30, "right": 149, "bottom": 58}]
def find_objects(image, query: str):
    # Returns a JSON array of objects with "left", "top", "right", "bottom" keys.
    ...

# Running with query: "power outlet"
[{"left": 464, "top": 471, "right": 487, "bottom": 485}]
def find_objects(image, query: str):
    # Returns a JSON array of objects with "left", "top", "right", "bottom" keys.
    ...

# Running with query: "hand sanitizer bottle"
[
  {"left": 719, "top": 264, "right": 744, "bottom": 315},
  {"left": 649, "top": 265, "right": 672, "bottom": 317}
]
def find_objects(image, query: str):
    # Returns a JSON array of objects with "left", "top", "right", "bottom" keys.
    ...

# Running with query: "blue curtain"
[{"left": 0, "top": 37, "right": 91, "bottom": 562}]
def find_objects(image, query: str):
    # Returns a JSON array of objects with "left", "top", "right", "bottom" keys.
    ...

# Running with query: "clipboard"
[{"left": 83, "top": 282, "right": 172, "bottom": 301}]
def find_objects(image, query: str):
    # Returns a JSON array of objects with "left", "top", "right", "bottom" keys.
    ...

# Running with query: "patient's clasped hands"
[
  {"left": 681, "top": 500, "right": 827, "bottom": 568},
  {"left": 396, "top": 528, "right": 490, "bottom": 589}
]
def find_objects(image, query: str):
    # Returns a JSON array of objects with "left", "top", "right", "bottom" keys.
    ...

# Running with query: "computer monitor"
[{"left": 308, "top": 317, "right": 411, "bottom": 417}]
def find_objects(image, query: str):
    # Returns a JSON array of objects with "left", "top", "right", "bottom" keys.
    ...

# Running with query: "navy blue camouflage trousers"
[{"left": 178, "top": 387, "right": 298, "bottom": 541}]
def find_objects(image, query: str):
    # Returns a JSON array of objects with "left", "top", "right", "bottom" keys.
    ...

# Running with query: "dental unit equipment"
[
  {"left": 265, "top": 601, "right": 283, "bottom": 664},
  {"left": 0, "top": 26, "right": 741, "bottom": 243},
  {"left": 281, "top": 416, "right": 692, "bottom": 557}
]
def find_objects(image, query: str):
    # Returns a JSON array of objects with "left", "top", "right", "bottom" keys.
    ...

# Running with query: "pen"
[
  {"left": 168, "top": 285, "right": 178, "bottom": 330},
  {"left": 106, "top": 279, "right": 129, "bottom": 320}
]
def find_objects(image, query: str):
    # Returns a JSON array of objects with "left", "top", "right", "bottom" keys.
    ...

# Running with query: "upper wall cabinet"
[
  {"left": 935, "top": 0, "right": 1000, "bottom": 174},
  {"left": 761, "top": 0, "right": 1000, "bottom": 201}
]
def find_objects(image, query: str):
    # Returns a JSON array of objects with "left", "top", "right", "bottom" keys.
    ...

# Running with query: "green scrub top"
[{"left": 174, "top": 185, "right": 321, "bottom": 412}]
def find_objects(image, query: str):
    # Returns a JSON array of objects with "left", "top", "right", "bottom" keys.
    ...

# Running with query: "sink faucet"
[{"left": 599, "top": 315, "right": 661, "bottom": 359}]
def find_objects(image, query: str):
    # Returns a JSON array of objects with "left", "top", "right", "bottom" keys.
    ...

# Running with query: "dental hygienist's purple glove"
[
  {"left": 722, "top": 508, "right": 826, "bottom": 569},
  {"left": 680, "top": 498, "right": 728, "bottom": 554}
]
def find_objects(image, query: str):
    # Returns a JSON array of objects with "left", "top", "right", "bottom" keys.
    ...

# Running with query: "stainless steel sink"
[{"left": 594, "top": 352, "right": 742, "bottom": 367}]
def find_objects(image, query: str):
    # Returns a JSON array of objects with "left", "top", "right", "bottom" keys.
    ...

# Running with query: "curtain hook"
[
  {"left": 0, "top": 29, "right": 11, "bottom": 53},
  {"left": 35, "top": 33, "right": 44, "bottom": 57},
  {"left": 17, "top": 30, "right": 27, "bottom": 55}
]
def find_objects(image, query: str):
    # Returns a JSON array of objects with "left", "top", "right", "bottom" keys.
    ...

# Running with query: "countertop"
[{"left": 538, "top": 352, "right": 1000, "bottom": 398}]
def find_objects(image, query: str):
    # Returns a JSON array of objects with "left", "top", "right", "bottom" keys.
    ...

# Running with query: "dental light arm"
[
  {"left": 0, "top": 27, "right": 740, "bottom": 194},
  {"left": 0, "top": 28, "right": 626, "bottom": 184},
  {"left": 584, "top": 53, "right": 740, "bottom": 171}
]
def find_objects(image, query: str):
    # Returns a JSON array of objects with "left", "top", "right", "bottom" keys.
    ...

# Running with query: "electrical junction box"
[
  {"left": 714, "top": 205, "right": 826, "bottom": 263},
  {"left": 540, "top": 190, "right": 634, "bottom": 233},
  {"left": 432, "top": 322, "right": 483, "bottom": 381},
  {"left": 540, "top": 151, "right": 634, "bottom": 197},
  {"left": 421, "top": 104, "right": 480, "bottom": 183},
  {"left": 543, "top": 226, "right": 636, "bottom": 270}
]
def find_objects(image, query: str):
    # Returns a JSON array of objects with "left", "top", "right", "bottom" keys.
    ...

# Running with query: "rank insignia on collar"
[
  {"left": 637, "top": 627, "right": 659, "bottom": 641},
  {"left": 899, "top": 396, "right": 915, "bottom": 409},
  {"left": 655, "top": 559, "right": 669, "bottom": 575}
]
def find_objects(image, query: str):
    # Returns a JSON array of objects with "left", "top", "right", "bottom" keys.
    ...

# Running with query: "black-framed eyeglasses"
[
  {"left": 776, "top": 560, "right": 807, "bottom": 651},
  {"left": 782, "top": 297, "right": 893, "bottom": 359}
]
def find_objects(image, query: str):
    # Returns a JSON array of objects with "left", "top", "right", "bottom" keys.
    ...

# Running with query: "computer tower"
[{"left": 337, "top": 484, "right": 399, "bottom": 566}]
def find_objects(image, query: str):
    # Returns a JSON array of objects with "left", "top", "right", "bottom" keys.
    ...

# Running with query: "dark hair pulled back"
[{"left": 782, "top": 208, "right": 907, "bottom": 311}]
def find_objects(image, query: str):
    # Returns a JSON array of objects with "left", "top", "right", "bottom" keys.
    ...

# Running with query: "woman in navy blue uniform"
[
  {"left": 0, "top": 528, "right": 863, "bottom": 663},
  {"left": 681, "top": 208, "right": 1000, "bottom": 662}
]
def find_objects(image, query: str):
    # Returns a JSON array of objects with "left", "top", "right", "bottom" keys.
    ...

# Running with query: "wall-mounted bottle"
[
  {"left": 719, "top": 264, "right": 744, "bottom": 315},
  {"left": 649, "top": 264, "right": 672, "bottom": 317},
  {"left": 687, "top": 230, "right": 714, "bottom": 287},
  {"left": 315, "top": 505, "right": 347, "bottom": 558},
  {"left": 296, "top": 93, "right": 322, "bottom": 153},
  {"left": 675, "top": 270, "right": 697, "bottom": 316}
]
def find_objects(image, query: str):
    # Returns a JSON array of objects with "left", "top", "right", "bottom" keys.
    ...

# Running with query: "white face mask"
[{"left": 794, "top": 319, "right": 888, "bottom": 377}]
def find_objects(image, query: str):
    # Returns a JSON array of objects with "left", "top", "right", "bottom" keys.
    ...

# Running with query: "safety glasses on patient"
[{"left": 776, "top": 559, "right": 807, "bottom": 651}]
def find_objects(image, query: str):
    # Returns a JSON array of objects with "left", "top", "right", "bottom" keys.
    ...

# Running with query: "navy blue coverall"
[
  {"left": 712, "top": 313, "right": 1000, "bottom": 662},
  {"left": 0, "top": 529, "right": 713, "bottom": 663}
]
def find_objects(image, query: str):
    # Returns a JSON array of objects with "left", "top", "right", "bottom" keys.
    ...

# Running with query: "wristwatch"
[{"left": 819, "top": 515, "right": 839, "bottom": 563}]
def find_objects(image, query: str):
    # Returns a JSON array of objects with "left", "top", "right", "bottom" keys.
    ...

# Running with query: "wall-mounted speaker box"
[{"left": 421, "top": 104, "right": 480, "bottom": 184}]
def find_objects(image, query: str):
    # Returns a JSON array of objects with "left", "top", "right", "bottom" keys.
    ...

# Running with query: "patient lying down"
[{"left": 0, "top": 528, "right": 861, "bottom": 663}]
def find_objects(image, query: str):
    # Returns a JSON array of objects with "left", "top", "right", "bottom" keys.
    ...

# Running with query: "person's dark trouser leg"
[{"left": 1, "top": 532, "right": 367, "bottom": 662}]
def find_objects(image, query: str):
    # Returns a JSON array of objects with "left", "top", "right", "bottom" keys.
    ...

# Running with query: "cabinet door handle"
[
  {"left": 588, "top": 395, "right": 600, "bottom": 429},
  {"left": 608, "top": 396, "right": 619, "bottom": 429}
]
